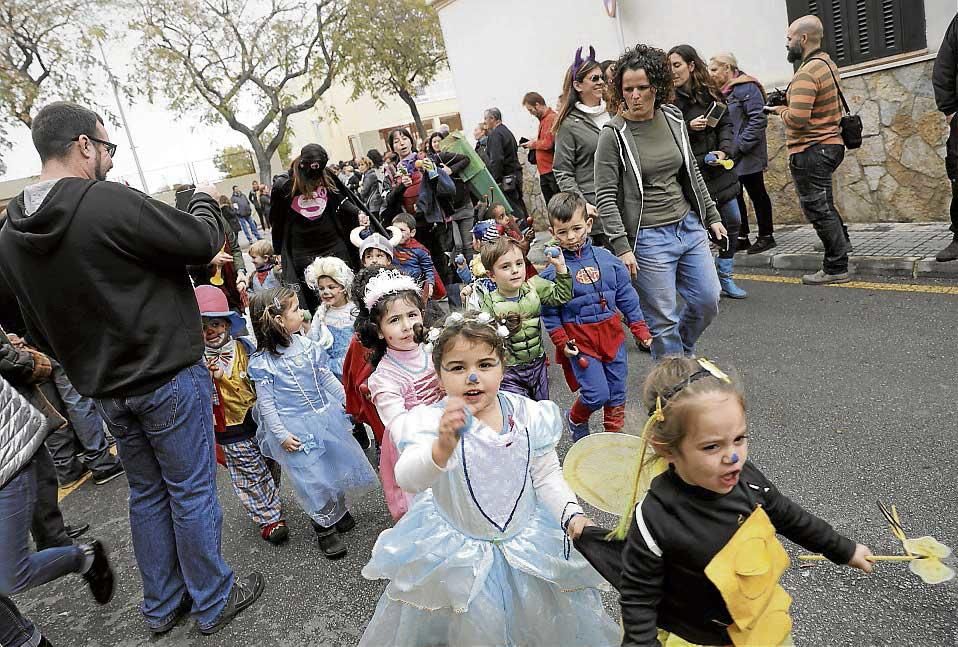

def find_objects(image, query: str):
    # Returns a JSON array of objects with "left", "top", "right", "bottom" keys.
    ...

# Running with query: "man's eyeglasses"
[{"left": 73, "top": 135, "right": 117, "bottom": 158}]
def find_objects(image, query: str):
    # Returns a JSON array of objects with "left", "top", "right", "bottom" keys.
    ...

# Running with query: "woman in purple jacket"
[{"left": 709, "top": 53, "right": 776, "bottom": 255}]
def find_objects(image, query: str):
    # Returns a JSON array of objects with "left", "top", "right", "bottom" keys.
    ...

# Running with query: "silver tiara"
[{"left": 363, "top": 269, "right": 419, "bottom": 309}]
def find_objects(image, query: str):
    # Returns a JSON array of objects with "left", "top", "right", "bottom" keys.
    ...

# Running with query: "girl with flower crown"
[
  {"left": 358, "top": 311, "right": 620, "bottom": 646},
  {"left": 352, "top": 266, "right": 444, "bottom": 521},
  {"left": 247, "top": 287, "right": 378, "bottom": 559}
]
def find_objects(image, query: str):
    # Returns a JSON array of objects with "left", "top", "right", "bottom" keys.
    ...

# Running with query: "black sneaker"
[
  {"left": 66, "top": 523, "right": 90, "bottom": 540},
  {"left": 735, "top": 237, "right": 752, "bottom": 254},
  {"left": 746, "top": 236, "right": 777, "bottom": 255},
  {"left": 92, "top": 464, "right": 125, "bottom": 485},
  {"left": 335, "top": 512, "right": 356, "bottom": 534},
  {"left": 81, "top": 540, "right": 115, "bottom": 604},
  {"left": 199, "top": 573, "right": 265, "bottom": 636},
  {"left": 150, "top": 593, "right": 193, "bottom": 635},
  {"left": 314, "top": 526, "right": 347, "bottom": 559},
  {"left": 352, "top": 423, "right": 371, "bottom": 450}
]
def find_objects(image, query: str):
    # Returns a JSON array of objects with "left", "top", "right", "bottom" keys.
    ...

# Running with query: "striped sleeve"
[{"left": 782, "top": 57, "right": 844, "bottom": 152}]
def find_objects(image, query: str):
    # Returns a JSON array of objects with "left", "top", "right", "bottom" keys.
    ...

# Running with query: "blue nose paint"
[
  {"left": 730, "top": 453, "right": 740, "bottom": 464},
  {"left": 468, "top": 373, "right": 479, "bottom": 383}
]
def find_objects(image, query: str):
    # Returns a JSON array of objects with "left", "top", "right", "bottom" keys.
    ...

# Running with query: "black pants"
[
  {"left": 415, "top": 222, "right": 453, "bottom": 291},
  {"left": 30, "top": 445, "right": 71, "bottom": 551},
  {"left": 946, "top": 117, "right": 958, "bottom": 235},
  {"left": 539, "top": 172, "right": 559, "bottom": 208},
  {"left": 789, "top": 144, "right": 849, "bottom": 274},
  {"left": 736, "top": 171, "right": 775, "bottom": 239}
]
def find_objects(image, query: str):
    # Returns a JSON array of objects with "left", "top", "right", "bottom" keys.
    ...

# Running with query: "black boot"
[
  {"left": 352, "top": 422, "right": 371, "bottom": 450},
  {"left": 313, "top": 523, "right": 347, "bottom": 559},
  {"left": 936, "top": 237, "right": 958, "bottom": 262}
]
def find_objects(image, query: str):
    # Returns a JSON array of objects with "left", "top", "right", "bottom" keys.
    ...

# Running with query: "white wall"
[
  {"left": 438, "top": 0, "right": 621, "bottom": 145},
  {"left": 436, "top": 0, "right": 955, "bottom": 146}
]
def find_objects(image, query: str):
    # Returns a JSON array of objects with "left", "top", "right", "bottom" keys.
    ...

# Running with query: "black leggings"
[{"left": 736, "top": 171, "right": 774, "bottom": 239}]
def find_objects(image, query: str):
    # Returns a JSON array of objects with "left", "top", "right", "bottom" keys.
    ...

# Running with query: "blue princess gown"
[
  {"left": 307, "top": 302, "right": 355, "bottom": 379},
  {"left": 248, "top": 335, "right": 378, "bottom": 526},
  {"left": 359, "top": 391, "right": 620, "bottom": 647}
]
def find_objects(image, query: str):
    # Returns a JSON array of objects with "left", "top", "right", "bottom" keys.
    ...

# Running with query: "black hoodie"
[{"left": 0, "top": 178, "right": 224, "bottom": 398}]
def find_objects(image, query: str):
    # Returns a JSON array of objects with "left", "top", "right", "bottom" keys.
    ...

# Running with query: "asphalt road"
[{"left": 15, "top": 272, "right": 958, "bottom": 646}]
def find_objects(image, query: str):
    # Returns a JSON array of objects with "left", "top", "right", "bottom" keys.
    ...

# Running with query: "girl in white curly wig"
[{"left": 305, "top": 255, "right": 355, "bottom": 380}]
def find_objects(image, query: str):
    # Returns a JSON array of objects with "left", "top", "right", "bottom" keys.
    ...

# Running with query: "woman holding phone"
[{"left": 668, "top": 44, "right": 747, "bottom": 299}]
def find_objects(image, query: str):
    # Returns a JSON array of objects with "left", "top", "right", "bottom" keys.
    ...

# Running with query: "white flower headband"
[
  {"left": 363, "top": 269, "right": 420, "bottom": 309},
  {"left": 423, "top": 310, "right": 511, "bottom": 353}
]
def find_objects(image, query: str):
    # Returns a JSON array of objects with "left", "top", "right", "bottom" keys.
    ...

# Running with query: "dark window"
[{"left": 785, "top": 0, "right": 927, "bottom": 67}]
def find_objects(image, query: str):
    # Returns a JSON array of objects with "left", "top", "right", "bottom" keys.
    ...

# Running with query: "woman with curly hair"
[{"left": 594, "top": 44, "right": 726, "bottom": 359}]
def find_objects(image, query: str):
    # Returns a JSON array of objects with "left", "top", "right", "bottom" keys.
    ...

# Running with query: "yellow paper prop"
[
  {"left": 562, "top": 432, "right": 667, "bottom": 514},
  {"left": 704, "top": 506, "right": 793, "bottom": 647},
  {"left": 799, "top": 502, "right": 954, "bottom": 585}
]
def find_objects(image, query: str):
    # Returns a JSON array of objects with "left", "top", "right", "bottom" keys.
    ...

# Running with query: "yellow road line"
[{"left": 736, "top": 273, "right": 958, "bottom": 295}]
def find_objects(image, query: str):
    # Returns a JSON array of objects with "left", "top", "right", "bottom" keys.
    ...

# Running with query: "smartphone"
[
  {"left": 705, "top": 102, "right": 728, "bottom": 128},
  {"left": 174, "top": 186, "right": 195, "bottom": 211}
]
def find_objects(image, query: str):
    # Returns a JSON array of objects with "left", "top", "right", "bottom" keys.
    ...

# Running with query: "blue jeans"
[
  {"left": 0, "top": 595, "right": 42, "bottom": 647},
  {"left": 634, "top": 212, "right": 721, "bottom": 359},
  {"left": 238, "top": 216, "right": 261, "bottom": 243},
  {"left": 93, "top": 361, "right": 233, "bottom": 631},
  {"left": 0, "top": 456, "right": 85, "bottom": 595},
  {"left": 716, "top": 199, "right": 742, "bottom": 259}
]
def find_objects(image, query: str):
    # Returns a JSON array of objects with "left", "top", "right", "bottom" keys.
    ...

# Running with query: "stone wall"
[{"left": 764, "top": 59, "right": 951, "bottom": 224}]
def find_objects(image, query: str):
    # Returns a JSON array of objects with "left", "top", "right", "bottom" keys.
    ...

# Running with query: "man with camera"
[{"left": 768, "top": 15, "right": 852, "bottom": 285}]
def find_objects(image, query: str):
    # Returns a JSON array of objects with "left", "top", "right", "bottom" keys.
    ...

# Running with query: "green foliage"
[
  {"left": 129, "top": 0, "right": 347, "bottom": 181},
  {"left": 0, "top": 0, "right": 112, "bottom": 155},
  {"left": 213, "top": 145, "right": 255, "bottom": 177},
  {"left": 342, "top": 0, "right": 447, "bottom": 139}
]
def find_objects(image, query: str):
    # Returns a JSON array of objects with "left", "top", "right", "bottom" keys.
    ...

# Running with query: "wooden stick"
[{"left": 799, "top": 554, "right": 922, "bottom": 562}]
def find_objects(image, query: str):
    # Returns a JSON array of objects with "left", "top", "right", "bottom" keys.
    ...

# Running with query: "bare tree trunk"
[
  {"left": 248, "top": 137, "right": 274, "bottom": 186},
  {"left": 398, "top": 88, "right": 427, "bottom": 142}
]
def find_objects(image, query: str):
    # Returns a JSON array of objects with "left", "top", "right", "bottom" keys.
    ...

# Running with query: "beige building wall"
[{"left": 288, "top": 73, "right": 462, "bottom": 162}]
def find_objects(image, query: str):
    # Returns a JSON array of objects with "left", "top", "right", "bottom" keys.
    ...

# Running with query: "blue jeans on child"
[
  {"left": 93, "top": 361, "right": 234, "bottom": 632},
  {"left": 633, "top": 212, "right": 721, "bottom": 359},
  {"left": 0, "top": 454, "right": 86, "bottom": 595}
]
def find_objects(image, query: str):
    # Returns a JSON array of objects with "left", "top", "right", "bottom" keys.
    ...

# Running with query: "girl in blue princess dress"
[
  {"left": 359, "top": 312, "right": 620, "bottom": 647},
  {"left": 305, "top": 255, "right": 355, "bottom": 380},
  {"left": 248, "top": 287, "right": 378, "bottom": 560}
]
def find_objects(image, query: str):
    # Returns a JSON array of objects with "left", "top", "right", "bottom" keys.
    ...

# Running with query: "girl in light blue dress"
[
  {"left": 248, "top": 287, "right": 378, "bottom": 559},
  {"left": 359, "top": 312, "right": 619, "bottom": 646}
]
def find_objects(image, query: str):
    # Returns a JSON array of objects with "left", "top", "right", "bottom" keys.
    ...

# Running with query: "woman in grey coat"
[
  {"left": 553, "top": 46, "right": 610, "bottom": 244},
  {"left": 594, "top": 44, "right": 726, "bottom": 360}
]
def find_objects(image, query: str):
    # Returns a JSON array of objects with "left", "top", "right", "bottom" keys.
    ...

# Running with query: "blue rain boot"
[
  {"left": 715, "top": 257, "right": 747, "bottom": 299},
  {"left": 566, "top": 410, "right": 591, "bottom": 443}
]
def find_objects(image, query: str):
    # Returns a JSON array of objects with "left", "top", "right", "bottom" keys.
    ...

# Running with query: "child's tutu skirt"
[{"left": 257, "top": 401, "right": 378, "bottom": 526}]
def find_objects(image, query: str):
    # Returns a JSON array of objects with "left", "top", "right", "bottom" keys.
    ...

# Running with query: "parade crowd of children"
[{"left": 181, "top": 177, "right": 883, "bottom": 647}]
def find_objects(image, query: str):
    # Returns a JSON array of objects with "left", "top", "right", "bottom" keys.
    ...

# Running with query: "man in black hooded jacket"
[{"left": 0, "top": 102, "right": 263, "bottom": 636}]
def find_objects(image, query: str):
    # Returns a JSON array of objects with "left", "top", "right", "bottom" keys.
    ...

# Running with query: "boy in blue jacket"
[{"left": 540, "top": 193, "right": 652, "bottom": 441}]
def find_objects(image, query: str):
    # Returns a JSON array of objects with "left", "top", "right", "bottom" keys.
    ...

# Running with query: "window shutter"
[{"left": 786, "top": 0, "right": 927, "bottom": 67}]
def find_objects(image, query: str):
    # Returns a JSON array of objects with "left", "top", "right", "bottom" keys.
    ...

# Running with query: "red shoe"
[{"left": 261, "top": 521, "right": 289, "bottom": 545}]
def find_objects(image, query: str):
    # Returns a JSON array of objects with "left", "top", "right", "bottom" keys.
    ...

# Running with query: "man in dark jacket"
[
  {"left": 933, "top": 12, "right": 958, "bottom": 262},
  {"left": 483, "top": 107, "right": 529, "bottom": 221},
  {"left": 0, "top": 102, "right": 263, "bottom": 636}
]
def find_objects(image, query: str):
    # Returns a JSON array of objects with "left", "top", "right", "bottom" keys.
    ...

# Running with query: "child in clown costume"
[{"left": 359, "top": 312, "right": 619, "bottom": 646}]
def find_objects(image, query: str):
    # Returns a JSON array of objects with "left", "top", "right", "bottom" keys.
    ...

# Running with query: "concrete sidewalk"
[{"left": 736, "top": 222, "right": 957, "bottom": 279}]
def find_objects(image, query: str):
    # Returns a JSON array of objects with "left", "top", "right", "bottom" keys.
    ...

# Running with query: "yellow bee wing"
[
  {"left": 909, "top": 557, "right": 956, "bottom": 585},
  {"left": 563, "top": 432, "right": 666, "bottom": 514},
  {"left": 903, "top": 536, "right": 952, "bottom": 559}
]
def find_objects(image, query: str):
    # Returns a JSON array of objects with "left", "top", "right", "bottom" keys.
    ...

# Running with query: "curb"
[{"left": 736, "top": 251, "right": 958, "bottom": 279}]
